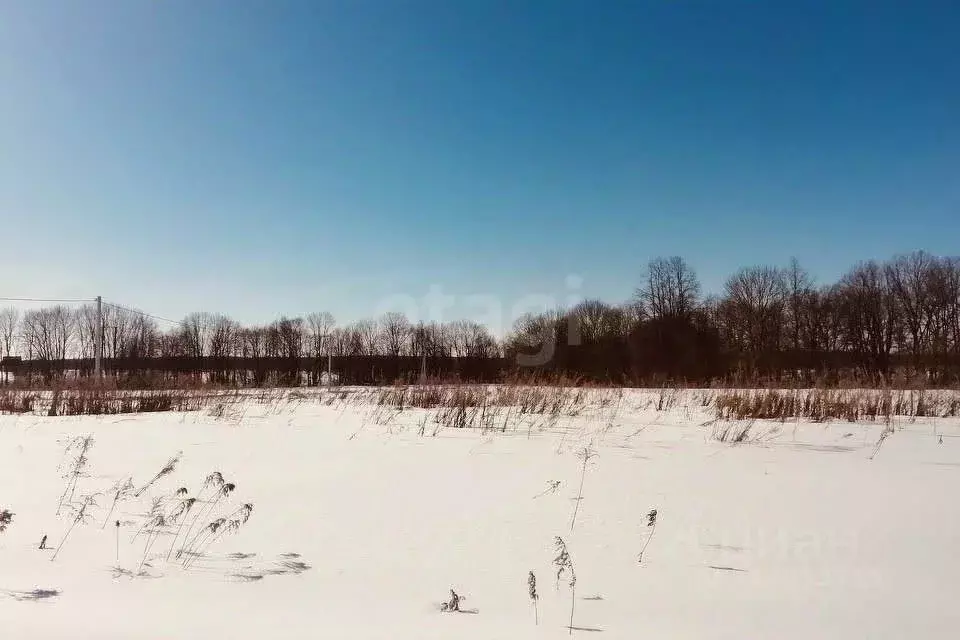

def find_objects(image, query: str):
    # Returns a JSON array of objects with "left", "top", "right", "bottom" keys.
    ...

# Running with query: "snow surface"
[{"left": 1, "top": 388, "right": 959, "bottom": 639}]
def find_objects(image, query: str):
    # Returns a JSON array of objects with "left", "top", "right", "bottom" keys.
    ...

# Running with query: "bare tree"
[
  {"left": 636, "top": 257, "right": 700, "bottom": 320},
  {"left": 20, "top": 306, "right": 75, "bottom": 361},
  {"left": 505, "top": 310, "right": 564, "bottom": 366},
  {"left": 0, "top": 307, "right": 19, "bottom": 359},
  {"left": 447, "top": 319, "right": 471, "bottom": 358},
  {"left": 796, "top": 285, "right": 844, "bottom": 354},
  {"left": 885, "top": 251, "right": 935, "bottom": 359},
  {"left": 379, "top": 312, "right": 411, "bottom": 357},
  {"left": 276, "top": 317, "right": 305, "bottom": 359},
  {"left": 306, "top": 312, "right": 336, "bottom": 358},
  {"left": 353, "top": 319, "right": 380, "bottom": 356},
  {"left": 239, "top": 326, "right": 268, "bottom": 359},
  {"left": 178, "top": 312, "right": 213, "bottom": 358},
  {"left": 411, "top": 321, "right": 452, "bottom": 358},
  {"left": 784, "top": 258, "right": 814, "bottom": 351},
  {"left": 124, "top": 312, "right": 160, "bottom": 358},
  {"left": 572, "top": 300, "right": 628, "bottom": 344},
  {"left": 837, "top": 261, "right": 901, "bottom": 372},
  {"left": 464, "top": 321, "right": 500, "bottom": 358},
  {"left": 208, "top": 314, "right": 240, "bottom": 358},
  {"left": 446, "top": 319, "right": 501, "bottom": 358},
  {"left": 722, "top": 266, "right": 788, "bottom": 354},
  {"left": 157, "top": 331, "right": 187, "bottom": 358},
  {"left": 938, "top": 258, "right": 960, "bottom": 357},
  {"left": 103, "top": 305, "right": 136, "bottom": 359},
  {"left": 327, "top": 326, "right": 351, "bottom": 357},
  {"left": 75, "top": 305, "right": 98, "bottom": 359},
  {"left": 75, "top": 304, "right": 151, "bottom": 359}
]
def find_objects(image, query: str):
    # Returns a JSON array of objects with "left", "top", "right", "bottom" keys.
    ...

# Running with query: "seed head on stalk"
[
  {"left": 553, "top": 537, "right": 577, "bottom": 635},
  {"left": 638, "top": 508, "right": 659, "bottom": 564},
  {"left": 528, "top": 571, "right": 539, "bottom": 625}
]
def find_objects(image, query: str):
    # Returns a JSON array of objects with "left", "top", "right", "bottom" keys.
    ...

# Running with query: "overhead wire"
[
  {"left": 0, "top": 296, "right": 94, "bottom": 303},
  {"left": 5, "top": 297, "right": 258, "bottom": 333},
  {"left": 101, "top": 301, "right": 187, "bottom": 328}
]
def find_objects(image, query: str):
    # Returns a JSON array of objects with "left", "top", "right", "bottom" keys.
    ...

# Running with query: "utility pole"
[
  {"left": 94, "top": 296, "right": 102, "bottom": 380},
  {"left": 319, "top": 333, "right": 332, "bottom": 385}
]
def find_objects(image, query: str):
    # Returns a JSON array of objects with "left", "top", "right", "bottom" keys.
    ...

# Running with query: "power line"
[
  {"left": 102, "top": 301, "right": 233, "bottom": 333},
  {"left": 0, "top": 296, "right": 94, "bottom": 303},
  {"left": 0, "top": 297, "right": 190, "bottom": 328},
  {"left": 6, "top": 297, "right": 281, "bottom": 334},
  {"left": 101, "top": 301, "right": 187, "bottom": 328}
]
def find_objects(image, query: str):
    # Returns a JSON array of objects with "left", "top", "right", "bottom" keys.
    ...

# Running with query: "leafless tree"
[
  {"left": 885, "top": 251, "right": 936, "bottom": 359},
  {"left": 722, "top": 266, "right": 788, "bottom": 354},
  {"left": 239, "top": 326, "right": 268, "bottom": 359},
  {"left": 157, "top": 331, "right": 186, "bottom": 358},
  {"left": 447, "top": 319, "right": 471, "bottom": 358},
  {"left": 124, "top": 312, "right": 160, "bottom": 358},
  {"left": 797, "top": 285, "right": 844, "bottom": 354},
  {"left": 837, "top": 261, "right": 901, "bottom": 372},
  {"left": 572, "top": 300, "right": 628, "bottom": 344},
  {"left": 352, "top": 319, "right": 380, "bottom": 356},
  {"left": 446, "top": 319, "right": 501, "bottom": 358},
  {"left": 937, "top": 257, "right": 960, "bottom": 356},
  {"left": 20, "top": 306, "right": 75, "bottom": 360},
  {"left": 75, "top": 305, "right": 98, "bottom": 359},
  {"left": 463, "top": 321, "right": 500, "bottom": 358},
  {"left": 379, "top": 312, "right": 411, "bottom": 357},
  {"left": 103, "top": 305, "right": 136, "bottom": 359},
  {"left": 306, "top": 312, "right": 336, "bottom": 357},
  {"left": 327, "top": 326, "right": 351, "bottom": 357},
  {"left": 505, "top": 310, "right": 565, "bottom": 366},
  {"left": 636, "top": 257, "right": 700, "bottom": 320},
  {"left": 208, "top": 314, "right": 240, "bottom": 358},
  {"left": 784, "top": 258, "right": 814, "bottom": 351},
  {"left": 75, "top": 304, "right": 147, "bottom": 359},
  {"left": 411, "top": 321, "right": 451, "bottom": 358},
  {"left": 275, "top": 317, "right": 305, "bottom": 359},
  {"left": 178, "top": 312, "right": 213, "bottom": 358},
  {"left": 0, "top": 307, "right": 19, "bottom": 359}
]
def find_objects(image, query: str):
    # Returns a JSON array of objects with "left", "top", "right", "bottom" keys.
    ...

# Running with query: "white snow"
[{"left": 1, "top": 388, "right": 959, "bottom": 639}]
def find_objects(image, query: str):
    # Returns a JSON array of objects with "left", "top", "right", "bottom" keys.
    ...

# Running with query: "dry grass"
[
  {"left": 2, "top": 376, "right": 957, "bottom": 426},
  {"left": 0, "top": 388, "right": 246, "bottom": 416},
  {"left": 713, "top": 387, "right": 960, "bottom": 422},
  {"left": 0, "top": 390, "right": 40, "bottom": 413},
  {"left": 362, "top": 381, "right": 620, "bottom": 433},
  {"left": 370, "top": 382, "right": 593, "bottom": 415}
]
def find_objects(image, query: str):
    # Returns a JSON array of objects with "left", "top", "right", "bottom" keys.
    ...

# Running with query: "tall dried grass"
[
  {"left": 364, "top": 380, "right": 613, "bottom": 434},
  {"left": 0, "top": 388, "right": 244, "bottom": 416},
  {"left": 713, "top": 387, "right": 960, "bottom": 422}
]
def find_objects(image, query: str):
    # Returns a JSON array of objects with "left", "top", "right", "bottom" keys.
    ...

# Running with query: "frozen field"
[{"left": 1, "top": 388, "right": 959, "bottom": 639}]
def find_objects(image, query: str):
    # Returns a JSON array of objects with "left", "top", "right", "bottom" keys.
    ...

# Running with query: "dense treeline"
[
  {"left": 0, "top": 309, "right": 500, "bottom": 362},
  {"left": 3, "top": 250, "right": 960, "bottom": 386},
  {"left": 0, "top": 306, "right": 505, "bottom": 384},
  {"left": 505, "top": 252, "right": 960, "bottom": 385}
]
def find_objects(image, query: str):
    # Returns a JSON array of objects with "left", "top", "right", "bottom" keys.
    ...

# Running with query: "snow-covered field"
[{"left": 2, "top": 388, "right": 959, "bottom": 639}]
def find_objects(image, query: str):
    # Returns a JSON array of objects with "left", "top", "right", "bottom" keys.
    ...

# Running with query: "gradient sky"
[{"left": 1, "top": 0, "right": 957, "bottom": 332}]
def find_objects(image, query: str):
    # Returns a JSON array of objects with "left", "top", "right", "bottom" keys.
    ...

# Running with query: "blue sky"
[{"left": 1, "top": 0, "right": 957, "bottom": 331}]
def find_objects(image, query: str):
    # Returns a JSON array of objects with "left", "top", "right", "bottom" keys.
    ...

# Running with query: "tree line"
[
  {"left": 0, "top": 305, "right": 505, "bottom": 384},
  {"left": 3, "top": 250, "right": 960, "bottom": 385},
  {"left": 505, "top": 252, "right": 960, "bottom": 384},
  {"left": 0, "top": 308, "right": 501, "bottom": 362}
]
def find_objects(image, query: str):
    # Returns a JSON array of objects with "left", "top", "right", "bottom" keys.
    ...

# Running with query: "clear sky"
[{"left": 1, "top": 0, "right": 957, "bottom": 332}]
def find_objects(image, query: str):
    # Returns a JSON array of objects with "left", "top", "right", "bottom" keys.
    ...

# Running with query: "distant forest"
[{"left": 4, "top": 251, "right": 960, "bottom": 386}]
